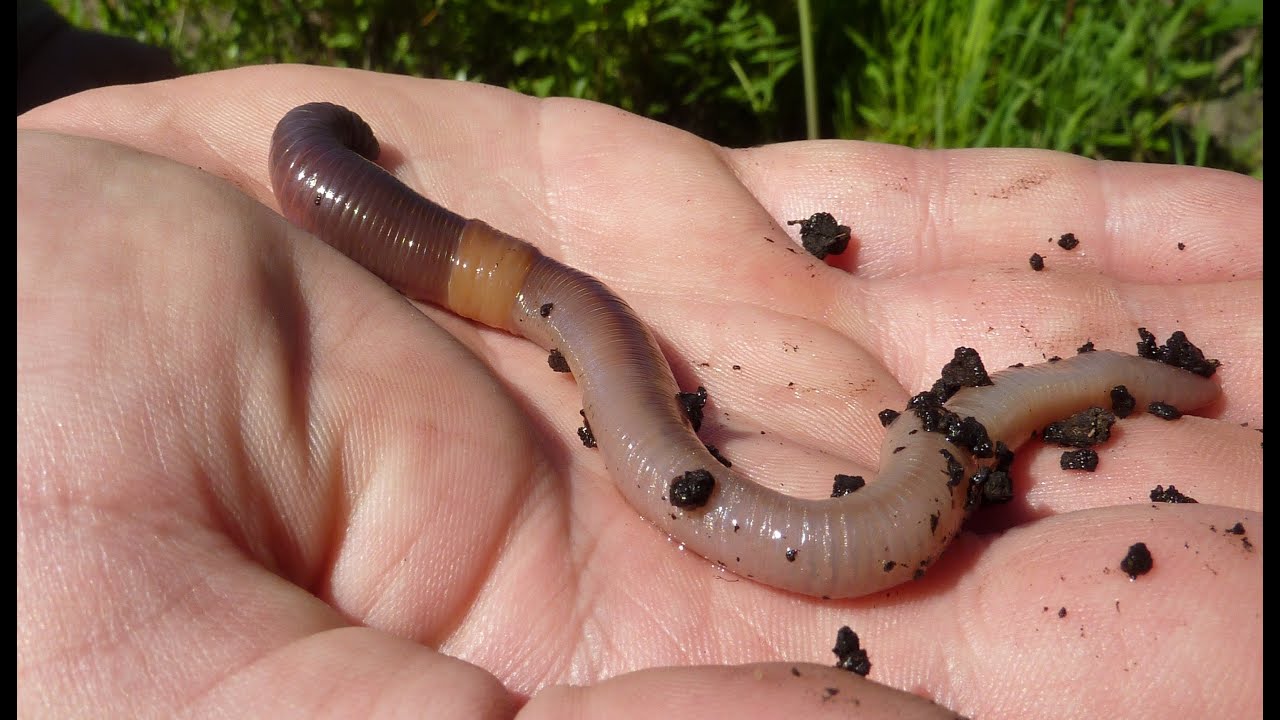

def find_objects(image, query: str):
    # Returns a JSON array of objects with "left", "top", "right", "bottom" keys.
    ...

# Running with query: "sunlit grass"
[{"left": 834, "top": 0, "right": 1262, "bottom": 175}]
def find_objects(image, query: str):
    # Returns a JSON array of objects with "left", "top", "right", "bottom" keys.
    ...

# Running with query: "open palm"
[{"left": 18, "top": 66, "right": 1261, "bottom": 718}]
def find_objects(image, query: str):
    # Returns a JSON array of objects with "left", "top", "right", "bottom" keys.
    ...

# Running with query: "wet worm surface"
[{"left": 269, "top": 103, "right": 1221, "bottom": 598}]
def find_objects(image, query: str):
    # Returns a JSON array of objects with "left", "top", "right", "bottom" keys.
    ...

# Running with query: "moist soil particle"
[
  {"left": 787, "top": 212, "right": 851, "bottom": 259},
  {"left": 1120, "top": 542, "right": 1154, "bottom": 579},
  {"left": 1060, "top": 448, "right": 1100, "bottom": 471},
  {"left": 831, "top": 474, "right": 866, "bottom": 497},
  {"left": 906, "top": 391, "right": 995, "bottom": 458},
  {"left": 1150, "top": 484, "right": 1198, "bottom": 503},
  {"left": 677, "top": 386, "right": 709, "bottom": 431},
  {"left": 967, "top": 441, "right": 1015, "bottom": 508},
  {"left": 931, "top": 347, "right": 994, "bottom": 401},
  {"left": 1136, "top": 328, "right": 1220, "bottom": 377},
  {"left": 1110, "top": 385, "right": 1137, "bottom": 418},
  {"left": 950, "top": 416, "right": 995, "bottom": 457},
  {"left": 1042, "top": 407, "right": 1117, "bottom": 447},
  {"left": 1148, "top": 401, "right": 1183, "bottom": 420},
  {"left": 669, "top": 469, "right": 715, "bottom": 509},
  {"left": 547, "top": 348, "right": 571, "bottom": 373},
  {"left": 577, "top": 409, "right": 596, "bottom": 448},
  {"left": 832, "top": 626, "right": 872, "bottom": 676},
  {"left": 967, "top": 467, "right": 1015, "bottom": 507}
]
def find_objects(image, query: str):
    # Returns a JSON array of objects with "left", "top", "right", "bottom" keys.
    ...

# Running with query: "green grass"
[
  {"left": 838, "top": 0, "right": 1262, "bottom": 175},
  {"left": 48, "top": 0, "right": 1262, "bottom": 176}
]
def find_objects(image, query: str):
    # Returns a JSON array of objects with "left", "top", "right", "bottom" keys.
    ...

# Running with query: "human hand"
[{"left": 18, "top": 65, "right": 1262, "bottom": 718}]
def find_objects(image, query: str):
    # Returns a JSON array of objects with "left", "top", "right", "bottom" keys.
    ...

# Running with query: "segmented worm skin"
[{"left": 269, "top": 103, "right": 1222, "bottom": 598}]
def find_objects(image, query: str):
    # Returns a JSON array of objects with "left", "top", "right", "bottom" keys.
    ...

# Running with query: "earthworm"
[{"left": 269, "top": 103, "right": 1221, "bottom": 598}]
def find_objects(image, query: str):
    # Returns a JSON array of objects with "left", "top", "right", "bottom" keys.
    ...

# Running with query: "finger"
[
  {"left": 933, "top": 503, "right": 1260, "bottom": 718},
  {"left": 193, "top": 628, "right": 516, "bottom": 719},
  {"left": 984, "top": 415, "right": 1263, "bottom": 521},
  {"left": 522, "top": 663, "right": 963, "bottom": 719},
  {"left": 729, "top": 141, "right": 1262, "bottom": 282},
  {"left": 783, "top": 502, "right": 1260, "bottom": 719}
]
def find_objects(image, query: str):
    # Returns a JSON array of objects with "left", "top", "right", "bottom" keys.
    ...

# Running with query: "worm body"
[{"left": 270, "top": 103, "right": 1221, "bottom": 598}]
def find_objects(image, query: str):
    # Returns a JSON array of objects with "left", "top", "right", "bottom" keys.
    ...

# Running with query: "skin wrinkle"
[
  {"left": 525, "top": 98, "right": 560, "bottom": 260},
  {"left": 918, "top": 148, "right": 952, "bottom": 274}
]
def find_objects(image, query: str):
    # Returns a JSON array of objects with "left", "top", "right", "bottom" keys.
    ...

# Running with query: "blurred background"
[{"left": 19, "top": 0, "right": 1263, "bottom": 177}]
